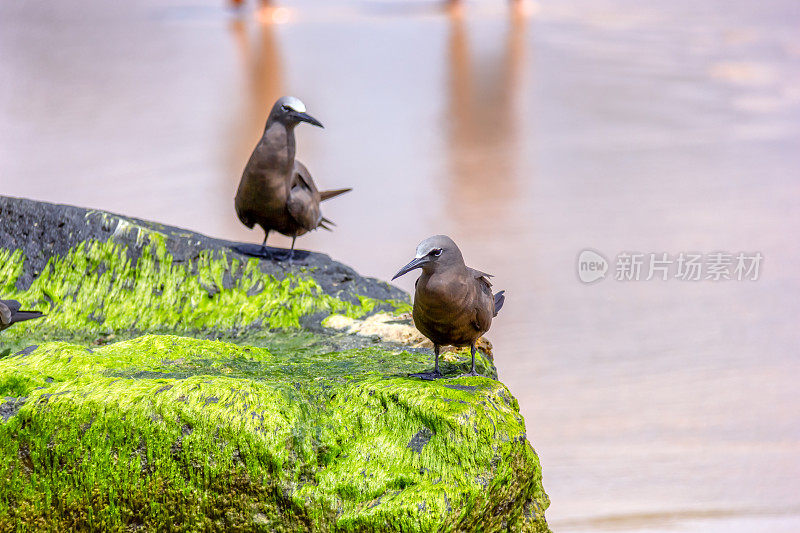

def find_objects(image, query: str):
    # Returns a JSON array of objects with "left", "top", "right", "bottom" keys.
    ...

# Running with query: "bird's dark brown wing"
[
  {"left": 291, "top": 160, "right": 320, "bottom": 196},
  {"left": 468, "top": 267, "right": 494, "bottom": 289},
  {"left": 467, "top": 270, "right": 494, "bottom": 334},
  {"left": 287, "top": 161, "right": 322, "bottom": 232},
  {"left": 472, "top": 298, "right": 493, "bottom": 334}
]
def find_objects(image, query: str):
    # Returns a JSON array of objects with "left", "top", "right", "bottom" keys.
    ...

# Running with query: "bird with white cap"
[{"left": 235, "top": 96, "right": 351, "bottom": 262}]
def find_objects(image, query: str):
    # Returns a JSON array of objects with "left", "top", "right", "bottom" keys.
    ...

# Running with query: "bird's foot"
[
  {"left": 262, "top": 247, "right": 298, "bottom": 264},
  {"left": 271, "top": 248, "right": 311, "bottom": 264},
  {"left": 409, "top": 371, "right": 445, "bottom": 381},
  {"left": 457, "top": 370, "right": 482, "bottom": 378},
  {"left": 261, "top": 246, "right": 274, "bottom": 259},
  {"left": 274, "top": 252, "right": 294, "bottom": 267},
  {"left": 230, "top": 243, "right": 272, "bottom": 258},
  {"left": 263, "top": 247, "right": 293, "bottom": 263}
]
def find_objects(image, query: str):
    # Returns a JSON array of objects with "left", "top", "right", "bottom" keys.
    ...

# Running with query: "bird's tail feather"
[
  {"left": 13, "top": 311, "right": 45, "bottom": 324},
  {"left": 320, "top": 188, "right": 352, "bottom": 202},
  {"left": 493, "top": 291, "right": 505, "bottom": 317},
  {"left": 318, "top": 217, "right": 334, "bottom": 231}
]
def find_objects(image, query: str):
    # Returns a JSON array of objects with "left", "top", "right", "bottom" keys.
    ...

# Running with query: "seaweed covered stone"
[{"left": 0, "top": 196, "right": 550, "bottom": 531}]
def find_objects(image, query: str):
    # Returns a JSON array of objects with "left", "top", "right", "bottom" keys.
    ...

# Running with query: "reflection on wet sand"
[
  {"left": 229, "top": 0, "right": 271, "bottom": 8},
  {"left": 224, "top": 10, "right": 285, "bottom": 239},
  {"left": 228, "top": 10, "right": 285, "bottom": 155},
  {"left": 445, "top": 4, "right": 527, "bottom": 231}
]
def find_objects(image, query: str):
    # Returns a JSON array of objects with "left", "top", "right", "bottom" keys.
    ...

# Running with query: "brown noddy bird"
[
  {"left": 392, "top": 235, "right": 505, "bottom": 379},
  {"left": 0, "top": 300, "right": 45, "bottom": 332},
  {"left": 235, "top": 96, "right": 351, "bottom": 261}
]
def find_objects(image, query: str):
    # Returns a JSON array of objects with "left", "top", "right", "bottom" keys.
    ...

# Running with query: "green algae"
[
  {"left": 0, "top": 335, "right": 549, "bottom": 532},
  {"left": 0, "top": 208, "right": 549, "bottom": 531},
  {"left": 0, "top": 239, "right": 408, "bottom": 353}
]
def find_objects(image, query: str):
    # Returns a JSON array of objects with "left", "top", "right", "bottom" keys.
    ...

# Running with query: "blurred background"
[{"left": 1, "top": 0, "right": 799, "bottom": 531}]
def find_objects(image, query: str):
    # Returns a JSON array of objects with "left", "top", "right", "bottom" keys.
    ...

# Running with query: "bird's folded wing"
[
  {"left": 467, "top": 270, "right": 494, "bottom": 333},
  {"left": 468, "top": 267, "right": 494, "bottom": 289},
  {"left": 287, "top": 186, "right": 321, "bottom": 232},
  {"left": 472, "top": 302, "right": 493, "bottom": 333},
  {"left": 287, "top": 160, "right": 324, "bottom": 231},
  {"left": 291, "top": 160, "right": 320, "bottom": 196}
]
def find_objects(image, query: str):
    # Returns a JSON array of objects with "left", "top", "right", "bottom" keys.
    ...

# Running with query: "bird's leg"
[
  {"left": 459, "top": 343, "right": 481, "bottom": 378},
  {"left": 287, "top": 236, "right": 297, "bottom": 265},
  {"left": 278, "top": 236, "right": 297, "bottom": 265},
  {"left": 470, "top": 343, "right": 476, "bottom": 374},
  {"left": 261, "top": 230, "right": 270, "bottom": 257},
  {"left": 411, "top": 344, "right": 444, "bottom": 380}
]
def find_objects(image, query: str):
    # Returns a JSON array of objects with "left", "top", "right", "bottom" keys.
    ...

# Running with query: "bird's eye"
[
  {"left": 281, "top": 105, "right": 290, "bottom": 112},
  {"left": 431, "top": 248, "right": 443, "bottom": 257}
]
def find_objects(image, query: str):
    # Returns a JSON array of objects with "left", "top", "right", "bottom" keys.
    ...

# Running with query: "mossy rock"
[{"left": 0, "top": 196, "right": 550, "bottom": 531}]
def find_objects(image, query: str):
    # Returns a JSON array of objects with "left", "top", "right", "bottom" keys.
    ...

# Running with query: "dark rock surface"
[{"left": 0, "top": 195, "right": 405, "bottom": 305}]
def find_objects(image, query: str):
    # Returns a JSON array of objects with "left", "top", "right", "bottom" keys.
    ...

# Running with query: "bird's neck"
[
  {"left": 420, "top": 264, "right": 469, "bottom": 289},
  {"left": 417, "top": 268, "right": 472, "bottom": 305},
  {"left": 262, "top": 122, "right": 296, "bottom": 173}
]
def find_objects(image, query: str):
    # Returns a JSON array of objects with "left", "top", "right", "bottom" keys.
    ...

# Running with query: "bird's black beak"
[
  {"left": 294, "top": 111, "right": 324, "bottom": 128},
  {"left": 392, "top": 256, "right": 429, "bottom": 280}
]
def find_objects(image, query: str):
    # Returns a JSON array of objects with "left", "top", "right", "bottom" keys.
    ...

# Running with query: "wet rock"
[{"left": 0, "top": 196, "right": 550, "bottom": 531}]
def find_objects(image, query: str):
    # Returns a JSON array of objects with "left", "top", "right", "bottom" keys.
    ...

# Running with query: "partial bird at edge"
[{"left": 0, "top": 299, "right": 46, "bottom": 332}]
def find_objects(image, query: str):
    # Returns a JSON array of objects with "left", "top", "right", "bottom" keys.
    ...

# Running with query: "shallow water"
[{"left": 1, "top": 0, "right": 799, "bottom": 530}]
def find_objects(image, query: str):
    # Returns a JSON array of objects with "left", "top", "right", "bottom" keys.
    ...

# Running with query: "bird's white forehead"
[
  {"left": 284, "top": 97, "right": 306, "bottom": 113},
  {"left": 415, "top": 241, "right": 436, "bottom": 258}
]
